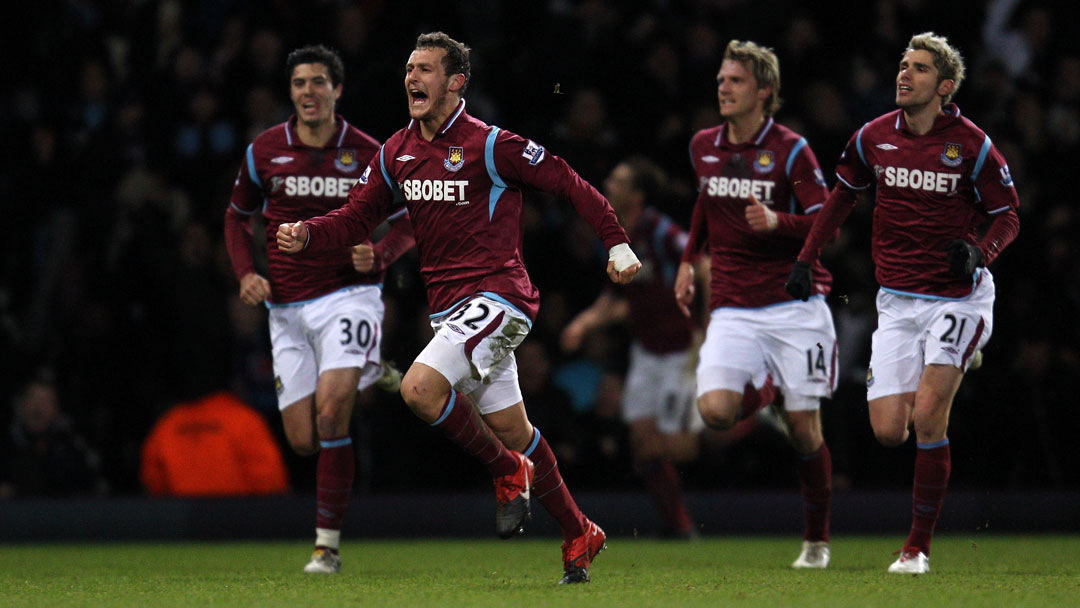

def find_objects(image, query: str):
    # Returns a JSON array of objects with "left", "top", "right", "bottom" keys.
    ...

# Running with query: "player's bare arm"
[
  {"left": 744, "top": 192, "right": 779, "bottom": 232},
  {"left": 276, "top": 221, "right": 309, "bottom": 253},
  {"left": 673, "top": 261, "right": 695, "bottom": 318},
  {"left": 561, "top": 292, "right": 630, "bottom": 352},
  {"left": 238, "top": 273, "right": 271, "bottom": 306}
]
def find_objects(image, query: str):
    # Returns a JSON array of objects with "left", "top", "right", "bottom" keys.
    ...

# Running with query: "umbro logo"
[
  {"left": 875, "top": 143, "right": 898, "bottom": 151},
  {"left": 701, "top": 155, "right": 720, "bottom": 163},
  {"left": 396, "top": 155, "right": 416, "bottom": 162},
  {"left": 271, "top": 156, "right": 295, "bottom": 164}
]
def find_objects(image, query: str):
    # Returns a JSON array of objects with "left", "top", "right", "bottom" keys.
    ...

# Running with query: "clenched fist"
[{"left": 276, "top": 221, "right": 309, "bottom": 253}]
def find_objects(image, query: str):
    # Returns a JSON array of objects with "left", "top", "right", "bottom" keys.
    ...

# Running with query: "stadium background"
[{"left": 2, "top": 0, "right": 1076, "bottom": 530}]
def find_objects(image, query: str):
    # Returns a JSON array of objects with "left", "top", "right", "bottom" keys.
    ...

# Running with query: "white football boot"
[
  {"left": 792, "top": 540, "right": 830, "bottom": 569},
  {"left": 303, "top": 548, "right": 341, "bottom": 573},
  {"left": 374, "top": 360, "right": 403, "bottom": 393},
  {"left": 888, "top": 549, "right": 929, "bottom": 574}
]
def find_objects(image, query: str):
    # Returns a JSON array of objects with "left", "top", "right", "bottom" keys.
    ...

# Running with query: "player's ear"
[
  {"left": 448, "top": 73, "right": 465, "bottom": 93},
  {"left": 333, "top": 83, "right": 343, "bottom": 100},
  {"left": 936, "top": 79, "right": 954, "bottom": 99}
]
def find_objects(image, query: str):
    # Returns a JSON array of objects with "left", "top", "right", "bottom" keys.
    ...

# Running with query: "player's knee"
[
  {"left": 628, "top": 424, "right": 663, "bottom": 462},
  {"left": 315, "top": 409, "right": 344, "bottom": 439},
  {"left": 873, "top": 425, "right": 908, "bottom": 447},
  {"left": 697, "top": 397, "right": 736, "bottom": 430},
  {"left": 399, "top": 376, "right": 444, "bottom": 422},
  {"left": 286, "top": 434, "right": 319, "bottom": 456},
  {"left": 790, "top": 428, "right": 823, "bottom": 454},
  {"left": 491, "top": 425, "right": 531, "bottom": 452},
  {"left": 631, "top": 439, "right": 664, "bottom": 463},
  {"left": 912, "top": 417, "right": 948, "bottom": 444}
]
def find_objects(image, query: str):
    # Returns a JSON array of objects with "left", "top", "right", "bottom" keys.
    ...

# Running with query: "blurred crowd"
[{"left": 2, "top": 0, "right": 1077, "bottom": 498}]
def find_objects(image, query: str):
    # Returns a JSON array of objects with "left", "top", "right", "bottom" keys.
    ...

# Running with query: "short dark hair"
[
  {"left": 623, "top": 156, "right": 666, "bottom": 202},
  {"left": 415, "top": 32, "right": 471, "bottom": 93},
  {"left": 286, "top": 45, "right": 345, "bottom": 87}
]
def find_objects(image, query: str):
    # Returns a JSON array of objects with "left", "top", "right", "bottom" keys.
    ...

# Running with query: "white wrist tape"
[{"left": 608, "top": 243, "right": 640, "bottom": 272}]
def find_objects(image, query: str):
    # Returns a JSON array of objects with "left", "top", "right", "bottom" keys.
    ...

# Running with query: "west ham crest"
[
  {"left": 444, "top": 146, "right": 465, "bottom": 172},
  {"left": 940, "top": 143, "right": 962, "bottom": 168},
  {"left": 336, "top": 148, "right": 358, "bottom": 172},
  {"left": 753, "top": 150, "right": 774, "bottom": 174}
]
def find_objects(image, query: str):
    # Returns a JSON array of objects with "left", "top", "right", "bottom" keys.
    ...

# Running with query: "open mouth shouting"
[{"left": 409, "top": 87, "right": 430, "bottom": 110}]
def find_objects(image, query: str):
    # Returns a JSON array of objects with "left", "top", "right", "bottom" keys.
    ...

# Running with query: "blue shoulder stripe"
[
  {"left": 245, "top": 144, "right": 261, "bottom": 187},
  {"left": 379, "top": 145, "right": 404, "bottom": 203},
  {"left": 786, "top": 137, "right": 807, "bottom": 177},
  {"left": 652, "top": 215, "right": 678, "bottom": 285},
  {"left": 971, "top": 135, "right": 992, "bottom": 182},
  {"left": 855, "top": 125, "right": 869, "bottom": 168},
  {"left": 485, "top": 127, "right": 507, "bottom": 220}
]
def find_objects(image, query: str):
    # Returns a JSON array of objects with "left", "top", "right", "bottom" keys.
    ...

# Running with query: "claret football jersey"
[
  {"left": 835, "top": 104, "right": 1019, "bottom": 298},
  {"left": 621, "top": 208, "right": 692, "bottom": 354},
  {"left": 305, "top": 100, "right": 628, "bottom": 321},
  {"left": 686, "top": 117, "right": 832, "bottom": 309},
  {"left": 229, "top": 116, "right": 381, "bottom": 304}
]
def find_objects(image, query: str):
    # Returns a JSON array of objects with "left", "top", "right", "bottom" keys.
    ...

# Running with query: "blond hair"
[
  {"left": 723, "top": 40, "right": 782, "bottom": 116},
  {"left": 906, "top": 32, "right": 966, "bottom": 104}
]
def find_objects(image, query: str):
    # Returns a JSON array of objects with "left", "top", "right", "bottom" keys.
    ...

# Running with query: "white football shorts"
[
  {"left": 622, "top": 343, "right": 703, "bottom": 433},
  {"left": 268, "top": 284, "right": 385, "bottom": 410},
  {"left": 696, "top": 297, "right": 837, "bottom": 411},
  {"left": 415, "top": 294, "right": 531, "bottom": 414},
  {"left": 867, "top": 269, "right": 995, "bottom": 401}
]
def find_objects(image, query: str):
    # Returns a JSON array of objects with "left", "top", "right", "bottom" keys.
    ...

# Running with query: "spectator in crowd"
[
  {"left": 140, "top": 390, "right": 288, "bottom": 496},
  {"left": 1, "top": 369, "right": 108, "bottom": 498}
]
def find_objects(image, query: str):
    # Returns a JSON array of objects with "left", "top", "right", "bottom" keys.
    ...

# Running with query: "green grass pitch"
[{"left": 2, "top": 535, "right": 1078, "bottom": 607}]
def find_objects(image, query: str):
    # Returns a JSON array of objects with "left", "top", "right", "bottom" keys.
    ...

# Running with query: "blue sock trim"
[
  {"left": 320, "top": 437, "right": 352, "bottom": 449},
  {"left": 430, "top": 392, "right": 456, "bottom": 426},
  {"left": 799, "top": 446, "right": 824, "bottom": 461},
  {"left": 917, "top": 438, "right": 950, "bottom": 450},
  {"left": 523, "top": 427, "right": 541, "bottom": 458}
]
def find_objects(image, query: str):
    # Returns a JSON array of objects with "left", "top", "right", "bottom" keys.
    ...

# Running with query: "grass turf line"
[{"left": 1, "top": 535, "right": 1078, "bottom": 607}]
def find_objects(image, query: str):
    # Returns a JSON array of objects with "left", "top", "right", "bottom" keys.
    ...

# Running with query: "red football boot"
[
  {"left": 558, "top": 519, "right": 607, "bottom": 584},
  {"left": 494, "top": 452, "right": 534, "bottom": 539}
]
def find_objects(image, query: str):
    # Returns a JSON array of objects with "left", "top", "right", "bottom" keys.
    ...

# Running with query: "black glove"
[
  {"left": 785, "top": 261, "right": 812, "bottom": 301},
  {"left": 946, "top": 239, "right": 983, "bottom": 277}
]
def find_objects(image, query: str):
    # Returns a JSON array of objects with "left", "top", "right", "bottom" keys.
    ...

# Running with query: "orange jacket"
[{"left": 140, "top": 391, "right": 288, "bottom": 496}]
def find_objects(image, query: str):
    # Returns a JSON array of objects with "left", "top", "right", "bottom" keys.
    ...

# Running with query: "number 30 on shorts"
[{"left": 339, "top": 318, "right": 373, "bottom": 347}]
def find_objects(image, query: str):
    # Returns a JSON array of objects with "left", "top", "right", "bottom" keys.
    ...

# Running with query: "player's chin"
[{"left": 408, "top": 100, "right": 429, "bottom": 118}]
